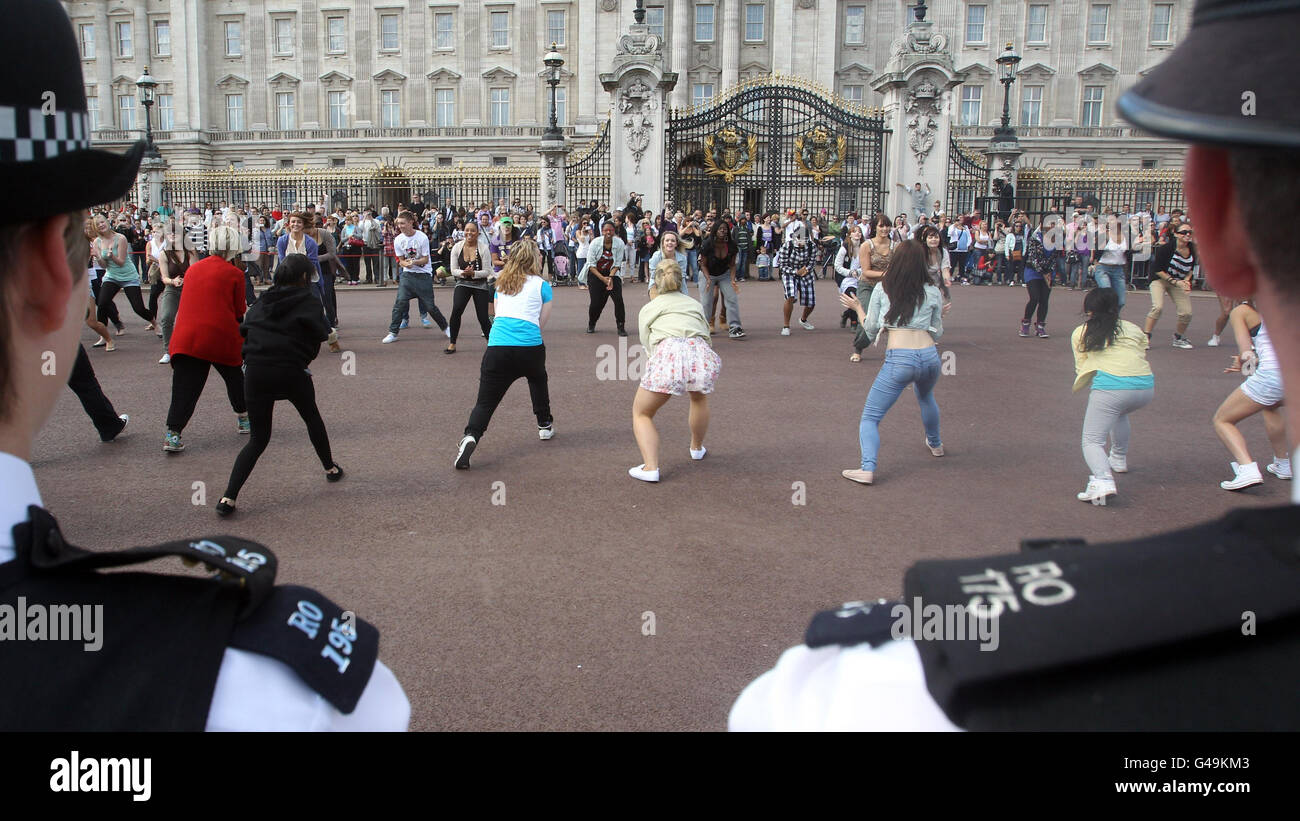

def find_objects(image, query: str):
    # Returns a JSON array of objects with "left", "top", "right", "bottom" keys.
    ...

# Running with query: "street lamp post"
[
  {"left": 135, "top": 65, "right": 161, "bottom": 160},
  {"left": 543, "top": 43, "right": 564, "bottom": 140},
  {"left": 994, "top": 42, "right": 1022, "bottom": 140}
]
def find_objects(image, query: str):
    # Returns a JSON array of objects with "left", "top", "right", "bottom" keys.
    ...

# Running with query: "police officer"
[
  {"left": 0, "top": 0, "right": 409, "bottom": 731},
  {"left": 730, "top": 0, "right": 1300, "bottom": 731}
]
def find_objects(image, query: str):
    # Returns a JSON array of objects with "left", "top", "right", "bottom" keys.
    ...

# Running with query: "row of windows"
[
  {"left": 76, "top": 10, "right": 571, "bottom": 61},
  {"left": 681, "top": 3, "right": 1176, "bottom": 46},
  {"left": 78, "top": 20, "right": 170, "bottom": 59},
  {"left": 78, "top": 4, "right": 1178, "bottom": 60},
  {"left": 957, "top": 83, "right": 1109, "bottom": 128},
  {"left": 960, "top": 3, "right": 1175, "bottom": 46},
  {"left": 92, "top": 88, "right": 568, "bottom": 132}
]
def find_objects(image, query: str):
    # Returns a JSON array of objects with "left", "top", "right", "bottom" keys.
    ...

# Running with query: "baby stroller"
[{"left": 554, "top": 253, "right": 571, "bottom": 285}]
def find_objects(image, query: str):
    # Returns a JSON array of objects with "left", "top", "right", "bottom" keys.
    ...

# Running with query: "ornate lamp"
[
  {"left": 135, "top": 66, "right": 161, "bottom": 159},
  {"left": 543, "top": 43, "right": 564, "bottom": 140}
]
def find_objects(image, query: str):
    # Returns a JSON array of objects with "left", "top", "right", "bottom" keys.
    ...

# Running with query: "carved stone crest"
[
  {"left": 794, "top": 125, "right": 846, "bottom": 183},
  {"left": 796, "top": 0, "right": 817, "bottom": 8},
  {"left": 618, "top": 33, "right": 663, "bottom": 55},
  {"left": 619, "top": 77, "right": 657, "bottom": 174},
  {"left": 904, "top": 79, "right": 944, "bottom": 172},
  {"left": 600, "top": 0, "right": 618, "bottom": 12}
]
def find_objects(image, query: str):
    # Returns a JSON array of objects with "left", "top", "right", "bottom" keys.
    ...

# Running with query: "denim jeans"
[
  {"left": 1093, "top": 263, "right": 1127, "bottom": 309},
  {"left": 389, "top": 271, "right": 447, "bottom": 334},
  {"left": 685, "top": 249, "right": 699, "bottom": 283},
  {"left": 735, "top": 247, "right": 750, "bottom": 280},
  {"left": 859, "top": 347, "right": 942, "bottom": 471},
  {"left": 701, "top": 273, "right": 742, "bottom": 330}
]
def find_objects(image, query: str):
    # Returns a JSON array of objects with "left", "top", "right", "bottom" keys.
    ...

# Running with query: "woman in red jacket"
[{"left": 163, "top": 224, "right": 249, "bottom": 453}]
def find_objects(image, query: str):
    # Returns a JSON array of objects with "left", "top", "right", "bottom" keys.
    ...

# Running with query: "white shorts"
[{"left": 1241, "top": 367, "right": 1284, "bottom": 407}]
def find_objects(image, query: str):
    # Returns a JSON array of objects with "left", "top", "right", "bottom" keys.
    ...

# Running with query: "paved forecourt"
[{"left": 33, "top": 279, "right": 1284, "bottom": 730}]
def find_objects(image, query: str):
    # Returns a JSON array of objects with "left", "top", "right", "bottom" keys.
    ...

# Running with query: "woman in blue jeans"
[{"left": 838, "top": 241, "right": 945, "bottom": 485}]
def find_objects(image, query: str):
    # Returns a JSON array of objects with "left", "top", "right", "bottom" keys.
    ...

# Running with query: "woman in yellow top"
[
  {"left": 1071, "top": 288, "right": 1154, "bottom": 505},
  {"left": 629, "top": 260, "right": 721, "bottom": 483}
]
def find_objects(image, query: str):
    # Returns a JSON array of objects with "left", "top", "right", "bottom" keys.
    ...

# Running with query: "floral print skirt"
[{"left": 640, "top": 336, "right": 721, "bottom": 396}]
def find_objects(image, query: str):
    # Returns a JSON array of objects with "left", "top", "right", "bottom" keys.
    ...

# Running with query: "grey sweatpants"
[{"left": 1082, "top": 387, "right": 1154, "bottom": 478}]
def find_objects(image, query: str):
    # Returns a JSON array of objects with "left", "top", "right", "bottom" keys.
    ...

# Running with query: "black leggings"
[
  {"left": 223, "top": 365, "right": 333, "bottom": 500},
  {"left": 165, "top": 354, "right": 247, "bottom": 432},
  {"left": 449, "top": 286, "right": 492, "bottom": 344},
  {"left": 1022, "top": 278, "right": 1051, "bottom": 324},
  {"left": 587, "top": 275, "right": 626, "bottom": 328},
  {"left": 147, "top": 279, "right": 165, "bottom": 319},
  {"left": 465, "top": 345, "right": 552, "bottom": 440},
  {"left": 97, "top": 280, "right": 154, "bottom": 326}
]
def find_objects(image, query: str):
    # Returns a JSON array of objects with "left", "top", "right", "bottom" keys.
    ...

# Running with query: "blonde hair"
[
  {"left": 654, "top": 259, "right": 683, "bottom": 294},
  {"left": 494, "top": 237, "right": 539, "bottom": 296},
  {"left": 208, "top": 225, "right": 243, "bottom": 261}
]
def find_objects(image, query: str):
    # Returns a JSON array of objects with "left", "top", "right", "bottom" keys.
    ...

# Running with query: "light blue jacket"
[{"left": 862, "top": 282, "right": 944, "bottom": 342}]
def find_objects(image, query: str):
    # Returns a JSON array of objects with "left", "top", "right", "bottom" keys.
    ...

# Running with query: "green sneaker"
[{"left": 163, "top": 430, "right": 185, "bottom": 452}]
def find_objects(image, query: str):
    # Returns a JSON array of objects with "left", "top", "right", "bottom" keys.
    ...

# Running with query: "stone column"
[
  {"left": 600, "top": 11, "right": 677, "bottom": 214},
  {"left": 669, "top": 0, "right": 691, "bottom": 109},
  {"left": 871, "top": 18, "right": 964, "bottom": 218},
  {"left": 772, "top": 0, "right": 795, "bottom": 75},
  {"left": 722, "top": 0, "right": 740, "bottom": 90},
  {"left": 539, "top": 137, "right": 568, "bottom": 210},
  {"left": 462, "top": 1, "right": 483, "bottom": 125},
  {"left": 139, "top": 153, "right": 168, "bottom": 212}
]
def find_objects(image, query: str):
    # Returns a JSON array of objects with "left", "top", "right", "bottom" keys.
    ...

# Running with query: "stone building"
[{"left": 69, "top": 0, "right": 1189, "bottom": 172}]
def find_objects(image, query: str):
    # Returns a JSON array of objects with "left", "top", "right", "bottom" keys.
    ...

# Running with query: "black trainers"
[
  {"left": 326, "top": 463, "right": 344, "bottom": 482},
  {"left": 728, "top": 327, "right": 747, "bottom": 339},
  {"left": 617, "top": 324, "right": 627, "bottom": 337},
  {"left": 455, "top": 435, "right": 476, "bottom": 469},
  {"left": 585, "top": 326, "right": 595, "bottom": 334},
  {"left": 215, "top": 498, "right": 236, "bottom": 517}
]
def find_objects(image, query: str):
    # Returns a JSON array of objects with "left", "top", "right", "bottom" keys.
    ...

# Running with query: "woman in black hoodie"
[{"left": 216, "top": 254, "right": 342, "bottom": 516}]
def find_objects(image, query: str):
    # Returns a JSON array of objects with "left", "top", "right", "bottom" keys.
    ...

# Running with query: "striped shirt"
[{"left": 1166, "top": 251, "right": 1195, "bottom": 280}]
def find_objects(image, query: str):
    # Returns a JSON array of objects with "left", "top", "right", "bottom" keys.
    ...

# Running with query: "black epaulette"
[
  {"left": 900, "top": 505, "right": 1300, "bottom": 730},
  {"left": 1, "top": 506, "right": 378, "bottom": 728}
]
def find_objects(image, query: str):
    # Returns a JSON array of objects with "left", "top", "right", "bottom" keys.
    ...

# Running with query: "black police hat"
[
  {"left": 0, "top": 0, "right": 145, "bottom": 225},
  {"left": 1118, "top": 0, "right": 1300, "bottom": 149}
]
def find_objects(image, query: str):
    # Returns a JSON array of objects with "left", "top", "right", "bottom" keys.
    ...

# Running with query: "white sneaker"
[
  {"left": 1107, "top": 451, "right": 1128, "bottom": 473},
  {"left": 1207, "top": 334, "right": 1220, "bottom": 347},
  {"left": 421, "top": 316, "right": 432, "bottom": 328},
  {"left": 158, "top": 353, "right": 171, "bottom": 364},
  {"left": 381, "top": 333, "right": 398, "bottom": 344},
  {"left": 444, "top": 326, "right": 452, "bottom": 338},
  {"left": 538, "top": 423, "right": 554, "bottom": 441},
  {"left": 1076, "top": 475, "right": 1117, "bottom": 506},
  {"left": 1220, "top": 461, "right": 1263, "bottom": 491},
  {"left": 1266, "top": 459, "right": 1292, "bottom": 480},
  {"left": 780, "top": 327, "right": 791, "bottom": 336},
  {"left": 455, "top": 435, "right": 476, "bottom": 469},
  {"left": 799, "top": 319, "right": 815, "bottom": 331},
  {"left": 690, "top": 446, "right": 707, "bottom": 461},
  {"left": 629, "top": 464, "right": 660, "bottom": 483}
]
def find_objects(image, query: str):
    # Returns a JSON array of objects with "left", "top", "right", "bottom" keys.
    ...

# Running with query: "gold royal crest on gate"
[
  {"left": 794, "top": 125, "right": 847, "bottom": 184},
  {"left": 703, "top": 125, "right": 757, "bottom": 182}
]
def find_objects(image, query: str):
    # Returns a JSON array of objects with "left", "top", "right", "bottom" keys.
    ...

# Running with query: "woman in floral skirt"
[{"left": 629, "top": 260, "right": 721, "bottom": 482}]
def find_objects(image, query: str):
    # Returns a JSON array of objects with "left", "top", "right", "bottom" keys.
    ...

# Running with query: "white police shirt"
[
  {"left": 728, "top": 639, "right": 961, "bottom": 732},
  {"left": 0, "top": 452, "right": 410, "bottom": 731}
]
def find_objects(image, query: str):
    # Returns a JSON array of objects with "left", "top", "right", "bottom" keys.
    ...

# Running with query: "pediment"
[
  {"left": 535, "top": 67, "right": 575, "bottom": 80},
  {"left": 373, "top": 69, "right": 408, "bottom": 83},
  {"left": 1017, "top": 62, "right": 1056, "bottom": 79},
  {"left": 267, "top": 72, "right": 301, "bottom": 85},
  {"left": 956, "top": 62, "right": 994, "bottom": 79},
  {"left": 426, "top": 67, "right": 463, "bottom": 82},
  {"left": 481, "top": 65, "right": 518, "bottom": 82},
  {"left": 318, "top": 71, "right": 354, "bottom": 84},
  {"left": 1077, "top": 62, "right": 1119, "bottom": 79}
]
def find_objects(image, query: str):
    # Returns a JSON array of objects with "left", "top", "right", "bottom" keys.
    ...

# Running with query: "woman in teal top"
[{"left": 92, "top": 215, "right": 156, "bottom": 330}]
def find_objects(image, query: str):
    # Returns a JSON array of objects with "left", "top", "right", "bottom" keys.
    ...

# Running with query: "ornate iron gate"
[
  {"left": 946, "top": 135, "right": 990, "bottom": 217},
  {"left": 666, "top": 76, "right": 888, "bottom": 218},
  {"left": 565, "top": 120, "right": 611, "bottom": 209}
]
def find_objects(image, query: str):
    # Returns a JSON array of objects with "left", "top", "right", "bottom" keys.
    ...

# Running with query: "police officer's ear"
[
  {"left": 1184, "top": 145, "right": 1257, "bottom": 299},
  {"left": 10, "top": 213, "right": 82, "bottom": 335}
]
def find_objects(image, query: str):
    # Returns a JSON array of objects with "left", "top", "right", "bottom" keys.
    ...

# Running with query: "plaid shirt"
[{"left": 778, "top": 240, "right": 814, "bottom": 276}]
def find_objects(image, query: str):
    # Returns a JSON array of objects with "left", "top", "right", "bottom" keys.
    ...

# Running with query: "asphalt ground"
[{"left": 32, "top": 278, "right": 1289, "bottom": 730}]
